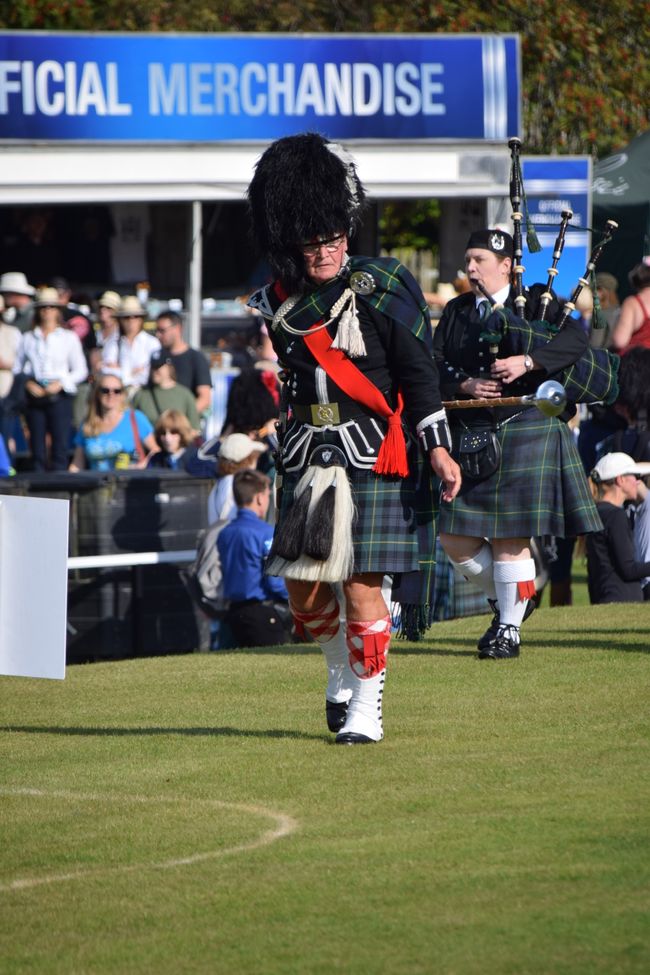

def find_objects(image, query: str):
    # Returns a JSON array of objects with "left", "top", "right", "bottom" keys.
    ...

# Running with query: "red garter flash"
[
  {"left": 346, "top": 616, "right": 391, "bottom": 679},
  {"left": 517, "top": 580, "right": 536, "bottom": 600}
]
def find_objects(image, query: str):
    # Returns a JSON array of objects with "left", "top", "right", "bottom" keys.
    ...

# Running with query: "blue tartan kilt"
[
  {"left": 439, "top": 408, "right": 602, "bottom": 539},
  {"left": 277, "top": 455, "right": 422, "bottom": 575}
]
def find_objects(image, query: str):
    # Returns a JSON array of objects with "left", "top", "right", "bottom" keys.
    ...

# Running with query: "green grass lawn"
[{"left": 1, "top": 602, "right": 649, "bottom": 975}]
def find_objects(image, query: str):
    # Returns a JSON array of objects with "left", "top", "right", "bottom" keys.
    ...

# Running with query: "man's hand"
[
  {"left": 429, "top": 447, "right": 462, "bottom": 501},
  {"left": 459, "top": 376, "right": 503, "bottom": 399},
  {"left": 490, "top": 355, "right": 530, "bottom": 384}
]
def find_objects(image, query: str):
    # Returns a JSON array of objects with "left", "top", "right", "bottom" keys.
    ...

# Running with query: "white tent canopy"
[
  {"left": 0, "top": 142, "right": 509, "bottom": 346},
  {"left": 0, "top": 142, "right": 509, "bottom": 204}
]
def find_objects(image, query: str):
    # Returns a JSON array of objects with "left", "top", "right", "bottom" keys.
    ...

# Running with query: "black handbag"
[{"left": 452, "top": 427, "right": 502, "bottom": 482}]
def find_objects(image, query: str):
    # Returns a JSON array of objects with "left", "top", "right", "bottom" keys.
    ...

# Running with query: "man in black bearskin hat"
[{"left": 246, "top": 132, "right": 461, "bottom": 745}]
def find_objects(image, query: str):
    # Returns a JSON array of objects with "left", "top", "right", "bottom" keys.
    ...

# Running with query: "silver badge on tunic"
[{"left": 349, "top": 270, "right": 376, "bottom": 295}]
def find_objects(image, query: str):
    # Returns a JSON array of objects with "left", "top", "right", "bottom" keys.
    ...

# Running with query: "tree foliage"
[{"left": 1, "top": 0, "right": 648, "bottom": 158}]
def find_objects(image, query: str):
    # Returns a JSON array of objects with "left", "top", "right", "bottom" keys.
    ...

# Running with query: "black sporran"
[{"left": 452, "top": 428, "right": 501, "bottom": 482}]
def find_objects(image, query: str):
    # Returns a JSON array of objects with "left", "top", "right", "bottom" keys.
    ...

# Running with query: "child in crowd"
[
  {"left": 217, "top": 468, "right": 290, "bottom": 647},
  {"left": 587, "top": 452, "right": 650, "bottom": 603},
  {"left": 147, "top": 409, "right": 196, "bottom": 470},
  {"left": 206, "top": 432, "right": 267, "bottom": 525}
]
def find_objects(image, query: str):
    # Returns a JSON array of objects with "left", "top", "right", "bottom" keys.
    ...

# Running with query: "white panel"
[
  {"left": 0, "top": 144, "right": 508, "bottom": 203},
  {"left": 0, "top": 495, "right": 69, "bottom": 680}
]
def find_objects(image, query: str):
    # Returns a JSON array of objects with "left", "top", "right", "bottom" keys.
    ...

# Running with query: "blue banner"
[
  {"left": 0, "top": 32, "right": 520, "bottom": 143},
  {"left": 522, "top": 157, "right": 592, "bottom": 304}
]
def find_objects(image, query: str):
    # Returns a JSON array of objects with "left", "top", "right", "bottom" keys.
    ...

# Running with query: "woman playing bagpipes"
[{"left": 433, "top": 226, "right": 609, "bottom": 660}]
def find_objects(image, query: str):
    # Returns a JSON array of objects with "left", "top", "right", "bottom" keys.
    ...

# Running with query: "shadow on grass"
[
  {"left": 218, "top": 642, "right": 478, "bottom": 658},
  {"left": 0, "top": 725, "right": 328, "bottom": 741},
  {"left": 206, "top": 635, "right": 650, "bottom": 657},
  {"left": 414, "top": 635, "right": 649, "bottom": 655}
]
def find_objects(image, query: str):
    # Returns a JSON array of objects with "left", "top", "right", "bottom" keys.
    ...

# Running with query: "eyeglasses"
[
  {"left": 301, "top": 234, "right": 346, "bottom": 255},
  {"left": 99, "top": 386, "right": 124, "bottom": 395}
]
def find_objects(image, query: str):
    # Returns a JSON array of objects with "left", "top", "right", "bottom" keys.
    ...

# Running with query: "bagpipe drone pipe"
[{"left": 477, "top": 139, "right": 620, "bottom": 407}]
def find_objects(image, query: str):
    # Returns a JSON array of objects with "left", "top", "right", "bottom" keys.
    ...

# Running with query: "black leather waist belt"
[{"left": 291, "top": 402, "right": 368, "bottom": 426}]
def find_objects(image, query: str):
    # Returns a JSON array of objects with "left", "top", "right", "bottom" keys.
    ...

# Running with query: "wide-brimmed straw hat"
[
  {"left": 98, "top": 290, "right": 122, "bottom": 312},
  {"left": 0, "top": 271, "right": 35, "bottom": 296},
  {"left": 116, "top": 295, "right": 147, "bottom": 318},
  {"left": 33, "top": 286, "right": 65, "bottom": 308}
]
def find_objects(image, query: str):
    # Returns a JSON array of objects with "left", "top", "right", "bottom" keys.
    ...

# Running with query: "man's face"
[
  {"left": 1, "top": 291, "right": 31, "bottom": 309},
  {"left": 155, "top": 317, "right": 180, "bottom": 349},
  {"left": 464, "top": 248, "right": 512, "bottom": 298},
  {"left": 255, "top": 485, "right": 271, "bottom": 520},
  {"left": 301, "top": 233, "right": 348, "bottom": 286}
]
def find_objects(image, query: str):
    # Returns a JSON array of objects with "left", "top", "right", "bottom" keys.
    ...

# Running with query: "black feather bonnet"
[{"left": 247, "top": 132, "right": 366, "bottom": 293}]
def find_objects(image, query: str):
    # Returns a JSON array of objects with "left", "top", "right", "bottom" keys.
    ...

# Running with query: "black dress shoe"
[
  {"left": 334, "top": 732, "right": 377, "bottom": 744},
  {"left": 479, "top": 624, "right": 521, "bottom": 660},
  {"left": 326, "top": 698, "right": 349, "bottom": 733},
  {"left": 477, "top": 598, "right": 500, "bottom": 652},
  {"left": 477, "top": 597, "right": 537, "bottom": 652}
]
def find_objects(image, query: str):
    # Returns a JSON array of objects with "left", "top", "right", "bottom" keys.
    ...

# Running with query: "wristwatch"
[{"left": 524, "top": 354, "right": 534, "bottom": 372}]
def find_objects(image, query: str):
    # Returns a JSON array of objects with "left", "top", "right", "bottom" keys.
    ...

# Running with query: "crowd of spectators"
[
  {"left": 0, "top": 267, "right": 277, "bottom": 475},
  {"left": 2, "top": 254, "right": 650, "bottom": 649}
]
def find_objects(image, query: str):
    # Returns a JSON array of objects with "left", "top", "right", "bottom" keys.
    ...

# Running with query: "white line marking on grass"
[{"left": 0, "top": 787, "right": 298, "bottom": 892}]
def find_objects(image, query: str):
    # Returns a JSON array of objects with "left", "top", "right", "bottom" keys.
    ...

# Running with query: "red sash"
[{"left": 272, "top": 283, "right": 408, "bottom": 475}]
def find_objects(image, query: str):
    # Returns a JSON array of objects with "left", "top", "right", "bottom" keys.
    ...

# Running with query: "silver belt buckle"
[{"left": 310, "top": 402, "right": 340, "bottom": 425}]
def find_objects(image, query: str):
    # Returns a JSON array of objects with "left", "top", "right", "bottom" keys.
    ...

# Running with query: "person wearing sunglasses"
[
  {"left": 246, "top": 133, "right": 460, "bottom": 745},
  {"left": 69, "top": 371, "right": 156, "bottom": 471},
  {"left": 100, "top": 295, "right": 160, "bottom": 396}
]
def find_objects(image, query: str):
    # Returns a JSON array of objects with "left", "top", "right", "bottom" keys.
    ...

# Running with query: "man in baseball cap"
[{"left": 590, "top": 451, "right": 650, "bottom": 483}]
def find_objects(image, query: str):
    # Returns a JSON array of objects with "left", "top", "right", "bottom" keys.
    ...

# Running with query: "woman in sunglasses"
[{"left": 69, "top": 371, "right": 156, "bottom": 471}]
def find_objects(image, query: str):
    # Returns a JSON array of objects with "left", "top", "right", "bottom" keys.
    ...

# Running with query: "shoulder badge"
[{"left": 349, "top": 270, "right": 376, "bottom": 296}]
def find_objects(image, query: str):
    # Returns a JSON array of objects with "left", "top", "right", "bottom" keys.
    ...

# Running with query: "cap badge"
[{"left": 490, "top": 233, "right": 505, "bottom": 251}]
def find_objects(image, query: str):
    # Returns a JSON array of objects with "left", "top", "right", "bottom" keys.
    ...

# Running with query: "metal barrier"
[
  {"left": 68, "top": 550, "right": 196, "bottom": 570},
  {"left": 66, "top": 549, "right": 205, "bottom": 659}
]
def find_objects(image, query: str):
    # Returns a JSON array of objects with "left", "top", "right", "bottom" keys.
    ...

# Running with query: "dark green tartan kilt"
[
  {"left": 439, "top": 409, "right": 602, "bottom": 539},
  {"left": 277, "top": 454, "right": 422, "bottom": 574}
]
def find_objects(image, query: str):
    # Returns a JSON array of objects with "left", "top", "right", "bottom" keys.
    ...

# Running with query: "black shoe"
[
  {"left": 477, "top": 598, "right": 500, "bottom": 652},
  {"left": 477, "top": 597, "right": 537, "bottom": 652},
  {"left": 478, "top": 624, "right": 521, "bottom": 660},
  {"left": 334, "top": 732, "right": 377, "bottom": 745},
  {"left": 326, "top": 698, "right": 349, "bottom": 733}
]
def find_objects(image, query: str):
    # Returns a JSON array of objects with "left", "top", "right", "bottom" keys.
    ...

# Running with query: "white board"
[{"left": 0, "top": 495, "right": 69, "bottom": 680}]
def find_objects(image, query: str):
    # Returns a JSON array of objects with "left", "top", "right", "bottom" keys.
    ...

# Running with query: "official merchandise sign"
[
  {"left": 522, "top": 157, "right": 592, "bottom": 303},
  {"left": 0, "top": 32, "right": 520, "bottom": 143}
]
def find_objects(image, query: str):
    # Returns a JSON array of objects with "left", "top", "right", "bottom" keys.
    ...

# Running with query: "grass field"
[{"left": 1, "top": 601, "right": 649, "bottom": 975}]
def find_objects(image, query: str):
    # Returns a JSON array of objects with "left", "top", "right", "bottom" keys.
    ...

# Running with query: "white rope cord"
[{"left": 272, "top": 288, "right": 353, "bottom": 336}]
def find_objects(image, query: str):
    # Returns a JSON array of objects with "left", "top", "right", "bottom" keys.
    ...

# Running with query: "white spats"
[{"left": 335, "top": 616, "right": 391, "bottom": 744}]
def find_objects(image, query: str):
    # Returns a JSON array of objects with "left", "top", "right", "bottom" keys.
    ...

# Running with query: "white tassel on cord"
[
  {"left": 274, "top": 288, "right": 366, "bottom": 358},
  {"left": 267, "top": 465, "right": 356, "bottom": 583},
  {"left": 331, "top": 290, "right": 366, "bottom": 357}
]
